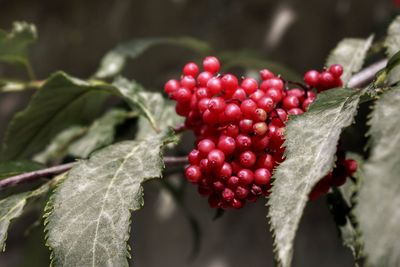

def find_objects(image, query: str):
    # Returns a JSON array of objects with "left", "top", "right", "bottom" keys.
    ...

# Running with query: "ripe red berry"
[
  {"left": 328, "top": 64, "right": 343, "bottom": 78},
  {"left": 237, "top": 169, "right": 254, "bottom": 185},
  {"left": 304, "top": 70, "right": 320, "bottom": 87},
  {"left": 164, "top": 79, "right": 180, "bottom": 94},
  {"left": 185, "top": 165, "right": 202, "bottom": 183},
  {"left": 175, "top": 87, "right": 192, "bottom": 103},
  {"left": 224, "top": 103, "right": 242, "bottom": 122},
  {"left": 319, "top": 71, "right": 336, "bottom": 89},
  {"left": 227, "top": 176, "right": 240, "bottom": 189},
  {"left": 257, "top": 154, "right": 274, "bottom": 170},
  {"left": 235, "top": 186, "right": 249, "bottom": 199},
  {"left": 197, "top": 71, "right": 213, "bottom": 87},
  {"left": 239, "top": 151, "right": 257, "bottom": 167},
  {"left": 260, "top": 69, "right": 274, "bottom": 80},
  {"left": 231, "top": 88, "right": 247, "bottom": 101},
  {"left": 198, "top": 139, "right": 215, "bottom": 156},
  {"left": 222, "top": 188, "right": 235, "bottom": 202},
  {"left": 257, "top": 97, "right": 275, "bottom": 112},
  {"left": 207, "top": 78, "right": 223, "bottom": 96},
  {"left": 219, "top": 162, "right": 233, "bottom": 179},
  {"left": 203, "top": 56, "right": 220, "bottom": 74},
  {"left": 221, "top": 74, "right": 239, "bottom": 92},
  {"left": 218, "top": 135, "right": 236, "bottom": 155},
  {"left": 254, "top": 168, "right": 271, "bottom": 185},
  {"left": 208, "top": 97, "right": 226, "bottom": 113},
  {"left": 283, "top": 95, "right": 300, "bottom": 110},
  {"left": 240, "top": 99, "right": 258, "bottom": 118},
  {"left": 183, "top": 62, "right": 200, "bottom": 77},
  {"left": 188, "top": 149, "right": 201, "bottom": 165},
  {"left": 241, "top": 78, "right": 258, "bottom": 94},
  {"left": 239, "top": 119, "right": 254, "bottom": 134},
  {"left": 265, "top": 88, "right": 283, "bottom": 103},
  {"left": 249, "top": 90, "right": 265, "bottom": 102},
  {"left": 287, "top": 108, "right": 304, "bottom": 115},
  {"left": 181, "top": 75, "right": 196, "bottom": 89},
  {"left": 261, "top": 78, "right": 284, "bottom": 91},
  {"left": 231, "top": 198, "right": 243, "bottom": 209},
  {"left": 207, "top": 149, "right": 225, "bottom": 168},
  {"left": 236, "top": 134, "right": 252, "bottom": 150}
]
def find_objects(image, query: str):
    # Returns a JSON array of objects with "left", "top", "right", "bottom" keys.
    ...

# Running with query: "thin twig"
[
  {"left": 0, "top": 156, "right": 188, "bottom": 190},
  {"left": 0, "top": 162, "right": 75, "bottom": 190},
  {"left": 348, "top": 59, "right": 387, "bottom": 88}
]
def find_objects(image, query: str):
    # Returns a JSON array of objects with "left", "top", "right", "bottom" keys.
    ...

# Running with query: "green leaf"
[
  {"left": 0, "top": 21, "right": 37, "bottom": 67},
  {"left": 94, "top": 37, "right": 212, "bottom": 79},
  {"left": 1, "top": 72, "right": 108, "bottom": 161},
  {"left": 0, "top": 174, "right": 66, "bottom": 251},
  {"left": 33, "top": 126, "right": 86, "bottom": 164},
  {"left": 268, "top": 88, "right": 365, "bottom": 267},
  {"left": 354, "top": 87, "right": 400, "bottom": 267},
  {"left": 0, "top": 160, "right": 43, "bottom": 179},
  {"left": 44, "top": 131, "right": 177, "bottom": 266},
  {"left": 326, "top": 36, "right": 374, "bottom": 84},
  {"left": 111, "top": 77, "right": 161, "bottom": 132},
  {"left": 219, "top": 50, "right": 301, "bottom": 81},
  {"left": 385, "top": 15, "right": 400, "bottom": 57},
  {"left": 69, "top": 109, "right": 130, "bottom": 158},
  {"left": 134, "top": 91, "right": 183, "bottom": 140}
]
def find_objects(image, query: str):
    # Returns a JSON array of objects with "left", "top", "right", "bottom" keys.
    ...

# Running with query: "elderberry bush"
[{"left": 165, "top": 56, "right": 357, "bottom": 209}]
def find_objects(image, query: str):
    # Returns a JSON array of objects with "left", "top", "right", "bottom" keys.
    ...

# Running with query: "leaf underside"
[
  {"left": 385, "top": 15, "right": 400, "bottom": 57},
  {"left": 268, "top": 88, "right": 365, "bottom": 267},
  {"left": 44, "top": 132, "right": 176, "bottom": 267},
  {"left": 355, "top": 87, "right": 400, "bottom": 267}
]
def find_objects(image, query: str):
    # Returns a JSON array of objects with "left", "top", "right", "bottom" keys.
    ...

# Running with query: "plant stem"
[
  {"left": 0, "top": 156, "right": 188, "bottom": 190},
  {"left": 348, "top": 59, "right": 387, "bottom": 88}
]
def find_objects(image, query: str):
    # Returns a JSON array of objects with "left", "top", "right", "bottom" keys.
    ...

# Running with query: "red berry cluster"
[
  {"left": 309, "top": 150, "right": 357, "bottom": 201},
  {"left": 303, "top": 64, "right": 343, "bottom": 92},
  {"left": 164, "top": 56, "right": 353, "bottom": 209}
]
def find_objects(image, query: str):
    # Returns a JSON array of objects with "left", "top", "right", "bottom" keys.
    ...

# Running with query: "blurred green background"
[{"left": 0, "top": 0, "right": 398, "bottom": 266}]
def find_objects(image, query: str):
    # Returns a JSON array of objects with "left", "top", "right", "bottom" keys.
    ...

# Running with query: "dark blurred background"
[{"left": 0, "top": 0, "right": 398, "bottom": 266}]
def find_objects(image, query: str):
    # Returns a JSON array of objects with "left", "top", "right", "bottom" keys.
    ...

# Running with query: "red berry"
[
  {"left": 185, "top": 165, "right": 202, "bottom": 183},
  {"left": 257, "top": 97, "right": 275, "bottom": 112},
  {"left": 222, "top": 188, "right": 235, "bottom": 202},
  {"left": 241, "top": 78, "right": 258, "bottom": 94},
  {"left": 304, "top": 70, "right": 320, "bottom": 87},
  {"left": 239, "top": 119, "right": 254, "bottom": 134},
  {"left": 231, "top": 198, "right": 243, "bottom": 209},
  {"left": 208, "top": 97, "right": 226, "bottom": 113},
  {"left": 175, "top": 87, "right": 192, "bottom": 103},
  {"left": 207, "top": 149, "right": 225, "bottom": 168},
  {"left": 283, "top": 95, "right": 300, "bottom": 110},
  {"left": 288, "top": 108, "right": 304, "bottom": 115},
  {"left": 240, "top": 99, "right": 257, "bottom": 118},
  {"left": 254, "top": 168, "right": 271, "bottom": 185},
  {"left": 183, "top": 62, "right": 200, "bottom": 77},
  {"left": 231, "top": 88, "right": 247, "bottom": 101},
  {"left": 227, "top": 176, "right": 240, "bottom": 189},
  {"left": 188, "top": 149, "right": 201, "bottom": 165},
  {"left": 164, "top": 79, "right": 180, "bottom": 94},
  {"left": 236, "top": 134, "right": 252, "bottom": 150},
  {"left": 203, "top": 56, "right": 220, "bottom": 74},
  {"left": 319, "top": 71, "right": 336, "bottom": 89},
  {"left": 235, "top": 186, "right": 249, "bottom": 199},
  {"left": 207, "top": 77, "right": 222, "bottom": 95},
  {"left": 260, "top": 69, "right": 274, "bottom": 80},
  {"left": 265, "top": 88, "right": 283, "bottom": 103},
  {"left": 224, "top": 103, "right": 242, "bottom": 122},
  {"left": 249, "top": 90, "right": 265, "bottom": 102},
  {"left": 257, "top": 154, "right": 274, "bottom": 170},
  {"left": 328, "top": 64, "right": 343, "bottom": 78},
  {"left": 237, "top": 169, "right": 254, "bottom": 185},
  {"left": 219, "top": 162, "right": 233, "bottom": 179},
  {"left": 197, "top": 71, "right": 213, "bottom": 87},
  {"left": 218, "top": 135, "right": 236, "bottom": 155},
  {"left": 344, "top": 159, "right": 357, "bottom": 175},
  {"left": 198, "top": 139, "right": 215, "bottom": 156},
  {"left": 222, "top": 124, "right": 239, "bottom": 137},
  {"left": 181, "top": 75, "right": 196, "bottom": 89},
  {"left": 221, "top": 74, "right": 239, "bottom": 92},
  {"left": 261, "top": 78, "right": 284, "bottom": 91},
  {"left": 239, "top": 151, "right": 257, "bottom": 167}
]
